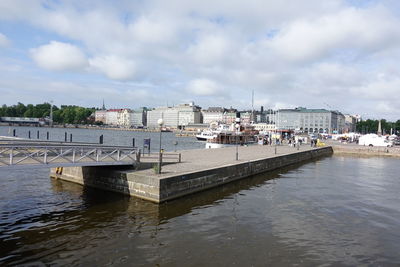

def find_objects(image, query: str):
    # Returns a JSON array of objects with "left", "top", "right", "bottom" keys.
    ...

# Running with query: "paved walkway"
[{"left": 133, "top": 144, "right": 322, "bottom": 179}]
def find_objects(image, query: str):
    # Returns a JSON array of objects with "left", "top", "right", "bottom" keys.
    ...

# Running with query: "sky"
[{"left": 0, "top": 0, "right": 400, "bottom": 120}]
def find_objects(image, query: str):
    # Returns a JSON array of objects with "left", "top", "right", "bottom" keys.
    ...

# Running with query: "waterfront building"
[
  {"left": 201, "top": 107, "right": 238, "bottom": 125},
  {"left": 130, "top": 108, "right": 147, "bottom": 127},
  {"left": 147, "top": 102, "right": 201, "bottom": 128},
  {"left": 239, "top": 111, "right": 252, "bottom": 124},
  {"left": 222, "top": 108, "right": 237, "bottom": 124},
  {"left": 256, "top": 107, "right": 275, "bottom": 124},
  {"left": 344, "top": 115, "right": 357, "bottom": 133},
  {"left": 202, "top": 107, "right": 225, "bottom": 124},
  {"left": 94, "top": 110, "right": 107, "bottom": 124},
  {"left": 106, "top": 109, "right": 122, "bottom": 125},
  {"left": 277, "top": 107, "right": 345, "bottom": 134},
  {"left": 117, "top": 109, "right": 133, "bottom": 127}
]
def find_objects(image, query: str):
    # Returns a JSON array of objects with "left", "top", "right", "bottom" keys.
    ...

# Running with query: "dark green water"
[{"left": 1, "top": 156, "right": 400, "bottom": 266}]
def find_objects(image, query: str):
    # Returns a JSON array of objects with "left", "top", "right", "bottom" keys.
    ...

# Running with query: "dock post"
[
  {"left": 132, "top": 138, "right": 135, "bottom": 147},
  {"left": 28, "top": 131, "right": 31, "bottom": 139},
  {"left": 65, "top": 132, "right": 67, "bottom": 142},
  {"left": 179, "top": 153, "right": 181, "bottom": 163},
  {"left": 47, "top": 132, "right": 49, "bottom": 140},
  {"left": 37, "top": 130, "right": 39, "bottom": 139},
  {"left": 99, "top": 135, "right": 103, "bottom": 144},
  {"left": 135, "top": 149, "right": 141, "bottom": 170},
  {"left": 13, "top": 129, "right": 16, "bottom": 137},
  {"left": 70, "top": 134, "right": 72, "bottom": 142}
]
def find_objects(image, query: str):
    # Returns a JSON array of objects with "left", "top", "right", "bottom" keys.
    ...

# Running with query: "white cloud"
[
  {"left": 129, "top": 16, "right": 177, "bottom": 44},
  {"left": 350, "top": 75, "right": 400, "bottom": 100},
  {"left": 1, "top": 0, "right": 400, "bottom": 120},
  {"left": 186, "top": 79, "right": 223, "bottom": 96},
  {"left": 267, "top": 7, "right": 400, "bottom": 63},
  {"left": 0, "top": 32, "right": 10, "bottom": 47},
  {"left": 187, "top": 34, "right": 233, "bottom": 66},
  {"left": 89, "top": 55, "right": 137, "bottom": 81},
  {"left": 30, "top": 41, "right": 88, "bottom": 71}
]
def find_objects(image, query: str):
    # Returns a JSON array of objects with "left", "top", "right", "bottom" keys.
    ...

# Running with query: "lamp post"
[
  {"left": 49, "top": 100, "right": 53, "bottom": 127},
  {"left": 235, "top": 123, "right": 240, "bottom": 160},
  {"left": 157, "top": 118, "right": 164, "bottom": 174}
]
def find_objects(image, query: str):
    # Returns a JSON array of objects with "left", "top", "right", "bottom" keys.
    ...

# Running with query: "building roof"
[
  {"left": 203, "top": 107, "right": 225, "bottom": 112},
  {"left": 279, "top": 107, "right": 331, "bottom": 113}
]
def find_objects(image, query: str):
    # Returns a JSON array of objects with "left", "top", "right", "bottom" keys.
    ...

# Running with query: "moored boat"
[
  {"left": 195, "top": 130, "right": 218, "bottom": 141},
  {"left": 196, "top": 124, "right": 232, "bottom": 141},
  {"left": 205, "top": 131, "right": 258, "bottom": 149}
]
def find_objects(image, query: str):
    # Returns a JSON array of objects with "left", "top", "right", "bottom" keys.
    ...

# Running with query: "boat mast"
[{"left": 251, "top": 89, "right": 254, "bottom": 123}]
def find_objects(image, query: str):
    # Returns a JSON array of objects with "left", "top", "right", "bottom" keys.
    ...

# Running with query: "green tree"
[
  {"left": 15, "top": 102, "right": 26, "bottom": 116},
  {"left": 52, "top": 109, "right": 63, "bottom": 123}
]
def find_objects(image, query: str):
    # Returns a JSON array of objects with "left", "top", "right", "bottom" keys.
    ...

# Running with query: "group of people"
[{"left": 310, "top": 138, "right": 319, "bottom": 147}]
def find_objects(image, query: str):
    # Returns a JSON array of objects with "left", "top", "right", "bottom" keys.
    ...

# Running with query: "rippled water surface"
[
  {"left": 1, "top": 128, "right": 400, "bottom": 265},
  {"left": 0, "top": 125, "right": 205, "bottom": 151}
]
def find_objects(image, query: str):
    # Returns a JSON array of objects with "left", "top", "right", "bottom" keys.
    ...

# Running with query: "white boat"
[
  {"left": 195, "top": 130, "right": 218, "bottom": 141},
  {"left": 205, "top": 129, "right": 258, "bottom": 149},
  {"left": 196, "top": 124, "right": 232, "bottom": 141}
]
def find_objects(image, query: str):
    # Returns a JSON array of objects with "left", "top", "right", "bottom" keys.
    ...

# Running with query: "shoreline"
[{"left": 0, "top": 123, "right": 197, "bottom": 135}]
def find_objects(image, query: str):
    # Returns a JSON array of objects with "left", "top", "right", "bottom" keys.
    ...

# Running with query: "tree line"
[
  {"left": 356, "top": 119, "right": 400, "bottom": 135},
  {"left": 0, "top": 102, "right": 96, "bottom": 124}
]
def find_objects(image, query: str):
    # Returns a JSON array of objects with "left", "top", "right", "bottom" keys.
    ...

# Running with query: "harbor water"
[
  {"left": 1, "top": 127, "right": 400, "bottom": 265},
  {"left": 0, "top": 125, "right": 204, "bottom": 152}
]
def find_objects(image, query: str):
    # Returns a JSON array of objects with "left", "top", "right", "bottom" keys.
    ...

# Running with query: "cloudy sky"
[{"left": 0, "top": 0, "right": 399, "bottom": 120}]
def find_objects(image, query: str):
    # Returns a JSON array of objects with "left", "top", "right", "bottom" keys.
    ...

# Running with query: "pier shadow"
[{"left": 157, "top": 157, "right": 326, "bottom": 221}]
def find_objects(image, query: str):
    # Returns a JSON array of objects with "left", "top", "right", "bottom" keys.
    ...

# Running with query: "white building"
[
  {"left": 202, "top": 107, "right": 225, "bottom": 124},
  {"left": 222, "top": 110, "right": 237, "bottom": 124},
  {"left": 277, "top": 107, "right": 346, "bottom": 134},
  {"left": 147, "top": 102, "right": 201, "bottom": 128},
  {"left": 95, "top": 110, "right": 107, "bottom": 124},
  {"left": 130, "top": 108, "right": 147, "bottom": 127},
  {"left": 106, "top": 109, "right": 122, "bottom": 125},
  {"left": 117, "top": 109, "right": 133, "bottom": 127},
  {"left": 201, "top": 107, "right": 239, "bottom": 125},
  {"left": 239, "top": 111, "right": 252, "bottom": 124}
]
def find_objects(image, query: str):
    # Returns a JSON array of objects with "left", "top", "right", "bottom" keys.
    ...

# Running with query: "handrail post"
[
  {"left": 136, "top": 149, "right": 141, "bottom": 163},
  {"left": 44, "top": 148, "right": 48, "bottom": 164},
  {"left": 10, "top": 147, "right": 13, "bottom": 165}
]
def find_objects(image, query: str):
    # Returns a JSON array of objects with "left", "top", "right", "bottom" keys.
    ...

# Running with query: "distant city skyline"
[{"left": 1, "top": 0, "right": 400, "bottom": 121}]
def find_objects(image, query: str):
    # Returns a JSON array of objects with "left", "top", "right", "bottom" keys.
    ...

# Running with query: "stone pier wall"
[
  {"left": 157, "top": 147, "right": 332, "bottom": 202},
  {"left": 51, "top": 147, "right": 333, "bottom": 203}
]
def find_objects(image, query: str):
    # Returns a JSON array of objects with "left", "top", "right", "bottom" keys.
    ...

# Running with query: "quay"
[
  {"left": 51, "top": 145, "right": 333, "bottom": 203},
  {"left": 330, "top": 142, "right": 400, "bottom": 158}
]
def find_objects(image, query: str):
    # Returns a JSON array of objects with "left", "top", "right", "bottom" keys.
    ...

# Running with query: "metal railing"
[
  {"left": 140, "top": 152, "right": 182, "bottom": 163},
  {"left": 0, "top": 143, "right": 140, "bottom": 168}
]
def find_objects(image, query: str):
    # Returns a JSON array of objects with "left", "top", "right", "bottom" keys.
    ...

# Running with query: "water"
[
  {"left": 0, "top": 125, "right": 205, "bottom": 152},
  {"left": 1, "top": 127, "right": 400, "bottom": 265}
]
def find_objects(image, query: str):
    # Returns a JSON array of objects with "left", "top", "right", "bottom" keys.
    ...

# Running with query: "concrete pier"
[{"left": 51, "top": 145, "right": 333, "bottom": 203}]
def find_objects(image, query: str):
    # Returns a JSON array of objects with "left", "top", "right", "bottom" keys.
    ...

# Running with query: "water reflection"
[{"left": 1, "top": 156, "right": 400, "bottom": 266}]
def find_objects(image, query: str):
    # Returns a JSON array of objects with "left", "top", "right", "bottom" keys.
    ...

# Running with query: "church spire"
[{"left": 102, "top": 99, "right": 106, "bottom": 110}]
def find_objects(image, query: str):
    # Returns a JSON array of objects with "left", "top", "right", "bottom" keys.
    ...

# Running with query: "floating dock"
[{"left": 51, "top": 145, "right": 333, "bottom": 203}]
